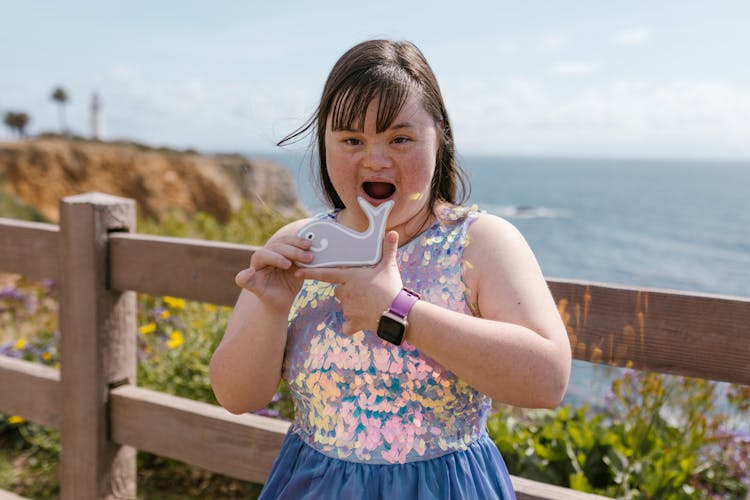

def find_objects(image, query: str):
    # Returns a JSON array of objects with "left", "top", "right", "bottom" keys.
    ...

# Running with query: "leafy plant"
[{"left": 488, "top": 371, "right": 750, "bottom": 499}]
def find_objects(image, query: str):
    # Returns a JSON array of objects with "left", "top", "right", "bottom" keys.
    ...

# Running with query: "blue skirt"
[{"left": 259, "top": 431, "right": 516, "bottom": 499}]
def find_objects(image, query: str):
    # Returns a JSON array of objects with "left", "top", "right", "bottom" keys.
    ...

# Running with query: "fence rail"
[{"left": 1, "top": 193, "right": 749, "bottom": 499}]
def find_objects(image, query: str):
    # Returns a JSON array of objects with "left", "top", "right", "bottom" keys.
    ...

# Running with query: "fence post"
[{"left": 59, "top": 193, "right": 137, "bottom": 499}]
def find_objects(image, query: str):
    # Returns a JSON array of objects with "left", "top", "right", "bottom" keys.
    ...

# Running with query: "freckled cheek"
[
  {"left": 400, "top": 153, "right": 436, "bottom": 193},
  {"left": 325, "top": 150, "right": 350, "bottom": 181}
]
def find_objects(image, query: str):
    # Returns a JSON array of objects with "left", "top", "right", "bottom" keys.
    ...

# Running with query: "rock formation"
[{"left": 0, "top": 138, "right": 304, "bottom": 222}]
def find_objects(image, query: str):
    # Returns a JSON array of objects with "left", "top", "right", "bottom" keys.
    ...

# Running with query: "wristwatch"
[{"left": 376, "top": 287, "right": 421, "bottom": 346}]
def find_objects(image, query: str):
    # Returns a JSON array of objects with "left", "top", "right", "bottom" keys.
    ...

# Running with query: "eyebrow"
[
  {"left": 333, "top": 122, "right": 415, "bottom": 133},
  {"left": 390, "top": 122, "right": 415, "bottom": 130}
]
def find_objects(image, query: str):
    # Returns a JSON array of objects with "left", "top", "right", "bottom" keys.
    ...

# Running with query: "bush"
[{"left": 488, "top": 371, "right": 750, "bottom": 498}]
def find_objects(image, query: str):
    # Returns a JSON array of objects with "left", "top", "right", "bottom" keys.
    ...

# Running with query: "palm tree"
[
  {"left": 51, "top": 86, "right": 69, "bottom": 135},
  {"left": 3, "top": 111, "right": 31, "bottom": 138},
  {"left": 15, "top": 112, "right": 30, "bottom": 137},
  {"left": 3, "top": 112, "right": 16, "bottom": 136}
]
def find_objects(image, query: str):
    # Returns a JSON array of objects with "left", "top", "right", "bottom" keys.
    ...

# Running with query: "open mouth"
[{"left": 363, "top": 181, "right": 396, "bottom": 200}]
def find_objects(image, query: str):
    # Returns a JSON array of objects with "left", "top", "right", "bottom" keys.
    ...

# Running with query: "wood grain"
[
  {"left": 58, "top": 193, "right": 137, "bottom": 500},
  {"left": 109, "top": 385, "right": 289, "bottom": 485},
  {"left": 109, "top": 232, "right": 255, "bottom": 306},
  {"left": 0, "top": 357, "right": 60, "bottom": 428},
  {"left": 0, "top": 218, "right": 59, "bottom": 280},
  {"left": 549, "top": 279, "right": 750, "bottom": 385}
]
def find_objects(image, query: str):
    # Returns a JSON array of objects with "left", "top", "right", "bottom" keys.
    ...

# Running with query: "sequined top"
[{"left": 283, "top": 205, "right": 492, "bottom": 465}]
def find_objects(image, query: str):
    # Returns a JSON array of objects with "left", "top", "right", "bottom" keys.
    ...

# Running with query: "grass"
[{"left": 0, "top": 188, "right": 48, "bottom": 223}]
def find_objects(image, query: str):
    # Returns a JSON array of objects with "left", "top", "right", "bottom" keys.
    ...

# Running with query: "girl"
[{"left": 210, "top": 39, "right": 571, "bottom": 499}]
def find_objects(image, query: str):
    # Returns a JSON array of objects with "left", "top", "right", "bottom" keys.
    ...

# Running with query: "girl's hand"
[
  {"left": 295, "top": 231, "right": 403, "bottom": 335},
  {"left": 235, "top": 232, "right": 313, "bottom": 312}
]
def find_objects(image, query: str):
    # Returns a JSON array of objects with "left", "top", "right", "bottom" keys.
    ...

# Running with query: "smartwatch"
[{"left": 376, "top": 288, "right": 421, "bottom": 346}]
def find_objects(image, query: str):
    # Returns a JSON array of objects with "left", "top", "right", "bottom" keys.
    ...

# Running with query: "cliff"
[{"left": 0, "top": 138, "right": 304, "bottom": 223}]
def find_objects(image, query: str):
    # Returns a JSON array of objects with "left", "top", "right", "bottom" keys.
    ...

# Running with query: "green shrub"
[
  {"left": 488, "top": 371, "right": 750, "bottom": 499},
  {"left": 0, "top": 188, "right": 48, "bottom": 222}
]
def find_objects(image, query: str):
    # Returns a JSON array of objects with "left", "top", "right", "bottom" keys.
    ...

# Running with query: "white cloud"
[
  {"left": 547, "top": 61, "right": 601, "bottom": 77},
  {"left": 90, "top": 69, "right": 319, "bottom": 151},
  {"left": 19, "top": 61, "right": 749, "bottom": 160},
  {"left": 614, "top": 25, "right": 652, "bottom": 46},
  {"left": 445, "top": 76, "right": 750, "bottom": 158},
  {"left": 539, "top": 34, "right": 567, "bottom": 51}
]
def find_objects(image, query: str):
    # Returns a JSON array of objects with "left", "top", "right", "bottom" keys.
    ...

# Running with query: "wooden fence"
[{"left": 1, "top": 192, "right": 749, "bottom": 499}]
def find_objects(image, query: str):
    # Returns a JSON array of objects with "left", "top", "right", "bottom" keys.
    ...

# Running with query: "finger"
[
  {"left": 265, "top": 241, "right": 313, "bottom": 266},
  {"left": 251, "top": 247, "right": 293, "bottom": 270},
  {"left": 269, "top": 232, "right": 313, "bottom": 250},
  {"left": 379, "top": 230, "right": 400, "bottom": 268},
  {"left": 294, "top": 267, "right": 347, "bottom": 284},
  {"left": 341, "top": 320, "right": 354, "bottom": 336},
  {"left": 235, "top": 267, "right": 255, "bottom": 288}
]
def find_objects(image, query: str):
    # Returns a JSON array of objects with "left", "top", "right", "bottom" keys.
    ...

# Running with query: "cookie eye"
[{"left": 303, "top": 232, "right": 315, "bottom": 240}]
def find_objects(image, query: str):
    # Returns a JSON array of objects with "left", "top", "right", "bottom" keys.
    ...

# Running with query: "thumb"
[
  {"left": 235, "top": 267, "right": 255, "bottom": 288},
  {"left": 379, "top": 230, "right": 399, "bottom": 267}
]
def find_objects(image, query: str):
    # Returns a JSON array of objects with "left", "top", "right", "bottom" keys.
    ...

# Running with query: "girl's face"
[{"left": 324, "top": 91, "right": 440, "bottom": 242}]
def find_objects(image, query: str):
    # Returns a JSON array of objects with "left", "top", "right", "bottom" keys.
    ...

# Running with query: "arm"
[
  {"left": 209, "top": 219, "right": 313, "bottom": 414},
  {"left": 295, "top": 214, "right": 571, "bottom": 409},
  {"left": 405, "top": 214, "right": 571, "bottom": 408}
]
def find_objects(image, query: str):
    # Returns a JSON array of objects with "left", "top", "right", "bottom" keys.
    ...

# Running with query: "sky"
[{"left": 1, "top": 1, "right": 749, "bottom": 160}]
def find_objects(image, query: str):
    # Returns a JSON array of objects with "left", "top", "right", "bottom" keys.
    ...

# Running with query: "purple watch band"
[{"left": 388, "top": 288, "right": 421, "bottom": 318}]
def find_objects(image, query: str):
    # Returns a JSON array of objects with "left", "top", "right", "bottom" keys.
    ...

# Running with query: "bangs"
[{"left": 329, "top": 66, "right": 416, "bottom": 133}]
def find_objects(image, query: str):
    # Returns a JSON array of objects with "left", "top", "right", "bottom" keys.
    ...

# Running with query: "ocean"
[{"left": 259, "top": 152, "right": 750, "bottom": 408}]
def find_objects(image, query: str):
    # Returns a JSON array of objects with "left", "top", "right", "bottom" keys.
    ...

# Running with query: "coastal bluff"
[{"left": 0, "top": 137, "right": 304, "bottom": 222}]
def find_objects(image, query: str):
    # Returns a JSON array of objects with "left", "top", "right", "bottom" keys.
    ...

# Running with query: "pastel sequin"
[{"left": 283, "top": 206, "right": 491, "bottom": 464}]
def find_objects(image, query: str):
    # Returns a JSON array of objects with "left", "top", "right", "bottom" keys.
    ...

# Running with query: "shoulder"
[
  {"left": 463, "top": 212, "right": 535, "bottom": 278},
  {"left": 433, "top": 205, "right": 526, "bottom": 255},
  {"left": 462, "top": 212, "right": 545, "bottom": 312},
  {"left": 466, "top": 212, "right": 527, "bottom": 248}
]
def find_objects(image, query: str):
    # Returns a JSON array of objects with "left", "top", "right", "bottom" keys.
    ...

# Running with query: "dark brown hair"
[{"left": 278, "top": 39, "right": 469, "bottom": 211}]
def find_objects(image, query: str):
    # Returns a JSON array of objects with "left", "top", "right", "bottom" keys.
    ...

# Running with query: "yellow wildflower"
[
  {"left": 139, "top": 322, "right": 157, "bottom": 335},
  {"left": 160, "top": 310, "right": 171, "bottom": 320},
  {"left": 163, "top": 296, "right": 186, "bottom": 309},
  {"left": 42, "top": 352, "right": 52, "bottom": 361},
  {"left": 13, "top": 339, "right": 27, "bottom": 350},
  {"left": 166, "top": 331, "right": 184, "bottom": 349},
  {"left": 8, "top": 415, "right": 24, "bottom": 424}
]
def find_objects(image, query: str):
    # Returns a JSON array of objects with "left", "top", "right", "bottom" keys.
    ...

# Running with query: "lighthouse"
[{"left": 91, "top": 92, "right": 102, "bottom": 140}]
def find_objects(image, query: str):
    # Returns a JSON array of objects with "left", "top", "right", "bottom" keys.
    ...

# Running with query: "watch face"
[{"left": 377, "top": 315, "right": 405, "bottom": 345}]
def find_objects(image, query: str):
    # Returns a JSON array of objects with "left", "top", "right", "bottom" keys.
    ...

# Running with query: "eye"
[
  {"left": 344, "top": 138, "right": 362, "bottom": 146},
  {"left": 303, "top": 232, "right": 315, "bottom": 240},
  {"left": 392, "top": 136, "right": 411, "bottom": 144}
]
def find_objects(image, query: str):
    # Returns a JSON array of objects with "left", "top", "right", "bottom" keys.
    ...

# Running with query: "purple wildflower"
[{"left": 0, "top": 340, "right": 22, "bottom": 359}]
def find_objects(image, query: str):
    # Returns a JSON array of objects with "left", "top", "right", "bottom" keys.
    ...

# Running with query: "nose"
[{"left": 362, "top": 144, "right": 390, "bottom": 170}]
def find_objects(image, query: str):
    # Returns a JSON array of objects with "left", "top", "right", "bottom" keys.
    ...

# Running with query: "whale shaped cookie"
[{"left": 297, "top": 197, "right": 394, "bottom": 267}]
